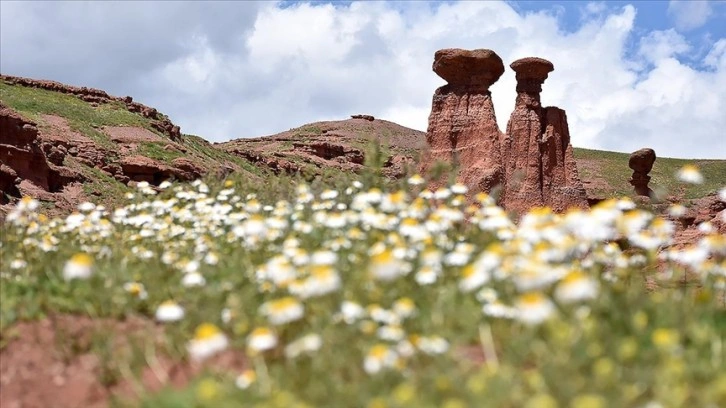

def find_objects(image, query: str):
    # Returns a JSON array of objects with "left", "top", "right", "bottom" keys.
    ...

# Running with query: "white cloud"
[
  {"left": 1, "top": 1, "right": 724, "bottom": 158},
  {"left": 668, "top": 0, "right": 713, "bottom": 31}
]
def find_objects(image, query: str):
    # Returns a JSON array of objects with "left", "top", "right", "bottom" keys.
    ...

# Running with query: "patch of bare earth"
[
  {"left": 103, "top": 126, "right": 163, "bottom": 144},
  {"left": 38, "top": 114, "right": 96, "bottom": 145},
  {"left": 0, "top": 314, "right": 248, "bottom": 408}
]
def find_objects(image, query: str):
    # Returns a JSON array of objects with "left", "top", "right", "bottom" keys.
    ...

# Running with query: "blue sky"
[
  {"left": 1, "top": 1, "right": 725, "bottom": 158},
  {"left": 513, "top": 1, "right": 725, "bottom": 66}
]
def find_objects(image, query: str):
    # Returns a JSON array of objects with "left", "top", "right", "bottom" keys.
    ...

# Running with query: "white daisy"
[
  {"left": 260, "top": 297, "right": 305, "bottom": 325},
  {"left": 63, "top": 253, "right": 94, "bottom": 281},
  {"left": 515, "top": 292, "right": 555, "bottom": 325},
  {"left": 155, "top": 300, "right": 185, "bottom": 322},
  {"left": 235, "top": 370, "right": 256, "bottom": 389},
  {"left": 187, "top": 323, "right": 228, "bottom": 361},
  {"left": 284, "top": 334, "right": 323, "bottom": 359},
  {"left": 676, "top": 165, "right": 703, "bottom": 184},
  {"left": 554, "top": 271, "right": 599, "bottom": 304},
  {"left": 247, "top": 327, "right": 278, "bottom": 352},
  {"left": 364, "top": 344, "right": 399, "bottom": 374}
]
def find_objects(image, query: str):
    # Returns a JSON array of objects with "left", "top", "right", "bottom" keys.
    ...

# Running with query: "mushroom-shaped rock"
[
  {"left": 628, "top": 148, "right": 656, "bottom": 197},
  {"left": 628, "top": 148, "right": 656, "bottom": 173},
  {"left": 510, "top": 57, "right": 554, "bottom": 94},
  {"left": 433, "top": 48, "right": 504, "bottom": 88}
]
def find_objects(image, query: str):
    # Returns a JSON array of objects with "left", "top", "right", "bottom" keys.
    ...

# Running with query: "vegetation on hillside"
[{"left": 574, "top": 148, "right": 726, "bottom": 200}]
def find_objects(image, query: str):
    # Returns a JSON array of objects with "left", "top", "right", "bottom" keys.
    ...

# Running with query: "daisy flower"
[
  {"left": 123, "top": 281, "right": 148, "bottom": 300},
  {"left": 247, "top": 327, "right": 278, "bottom": 352},
  {"left": 63, "top": 253, "right": 94, "bottom": 281},
  {"left": 236, "top": 370, "right": 257, "bottom": 389},
  {"left": 155, "top": 300, "right": 185, "bottom": 322},
  {"left": 339, "top": 301, "right": 365, "bottom": 324},
  {"left": 407, "top": 174, "right": 425, "bottom": 186},
  {"left": 260, "top": 297, "right": 305, "bottom": 325},
  {"left": 368, "top": 247, "right": 407, "bottom": 281},
  {"left": 364, "top": 344, "right": 399, "bottom": 374},
  {"left": 284, "top": 333, "right": 323, "bottom": 359},
  {"left": 392, "top": 297, "right": 416, "bottom": 319},
  {"left": 554, "top": 271, "right": 598, "bottom": 304},
  {"left": 415, "top": 266, "right": 439, "bottom": 285},
  {"left": 187, "top": 323, "right": 228, "bottom": 361},
  {"left": 676, "top": 165, "right": 703, "bottom": 184},
  {"left": 182, "top": 272, "right": 206, "bottom": 287},
  {"left": 417, "top": 336, "right": 450, "bottom": 355},
  {"left": 515, "top": 292, "right": 555, "bottom": 325},
  {"left": 459, "top": 264, "right": 490, "bottom": 293}
]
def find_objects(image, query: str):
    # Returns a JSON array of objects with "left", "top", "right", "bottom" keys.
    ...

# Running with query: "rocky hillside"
[
  {"left": 1, "top": 74, "right": 725, "bottom": 221},
  {"left": 0, "top": 75, "right": 259, "bottom": 214},
  {"left": 219, "top": 115, "right": 425, "bottom": 179}
]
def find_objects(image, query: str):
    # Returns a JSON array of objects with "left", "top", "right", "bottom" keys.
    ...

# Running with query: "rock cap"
[
  {"left": 628, "top": 148, "right": 656, "bottom": 173},
  {"left": 510, "top": 57, "right": 555, "bottom": 81},
  {"left": 433, "top": 48, "right": 505, "bottom": 88}
]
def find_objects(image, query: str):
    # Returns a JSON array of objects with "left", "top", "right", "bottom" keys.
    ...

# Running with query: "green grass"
[
  {"left": 574, "top": 147, "right": 726, "bottom": 200},
  {"left": 136, "top": 142, "right": 184, "bottom": 163},
  {"left": 0, "top": 82, "right": 163, "bottom": 148}
]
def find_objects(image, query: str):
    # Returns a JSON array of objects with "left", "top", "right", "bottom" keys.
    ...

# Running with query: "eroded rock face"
[
  {"left": 629, "top": 148, "right": 656, "bottom": 197},
  {"left": 421, "top": 48, "right": 505, "bottom": 192},
  {"left": 0, "top": 103, "right": 79, "bottom": 199},
  {"left": 500, "top": 57, "right": 588, "bottom": 213},
  {"left": 422, "top": 51, "right": 588, "bottom": 214}
]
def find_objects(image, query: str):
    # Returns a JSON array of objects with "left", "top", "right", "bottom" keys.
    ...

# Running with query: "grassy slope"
[{"left": 573, "top": 147, "right": 725, "bottom": 200}]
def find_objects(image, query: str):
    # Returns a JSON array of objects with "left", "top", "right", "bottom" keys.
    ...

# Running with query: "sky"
[{"left": 1, "top": 0, "right": 725, "bottom": 159}]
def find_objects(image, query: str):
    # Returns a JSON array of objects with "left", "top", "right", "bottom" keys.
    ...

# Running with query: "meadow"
[{"left": 1, "top": 168, "right": 725, "bottom": 407}]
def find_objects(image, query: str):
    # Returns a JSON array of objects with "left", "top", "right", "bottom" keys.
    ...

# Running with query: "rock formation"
[
  {"left": 421, "top": 49, "right": 589, "bottom": 214},
  {"left": 499, "top": 57, "right": 588, "bottom": 213},
  {"left": 421, "top": 48, "right": 505, "bottom": 192},
  {"left": 628, "top": 148, "right": 656, "bottom": 196},
  {"left": 0, "top": 103, "right": 80, "bottom": 203}
]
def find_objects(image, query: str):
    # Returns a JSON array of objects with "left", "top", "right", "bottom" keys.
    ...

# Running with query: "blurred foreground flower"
[
  {"left": 235, "top": 369, "right": 256, "bottom": 389},
  {"left": 188, "top": 323, "right": 228, "bottom": 361},
  {"left": 247, "top": 327, "right": 278, "bottom": 352},
  {"left": 515, "top": 292, "right": 555, "bottom": 325},
  {"left": 62, "top": 253, "right": 94, "bottom": 281},
  {"left": 155, "top": 300, "right": 185, "bottom": 322},
  {"left": 123, "top": 281, "right": 148, "bottom": 299},
  {"left": 676, "top": 165, "right": 703, "bottom": 184}
]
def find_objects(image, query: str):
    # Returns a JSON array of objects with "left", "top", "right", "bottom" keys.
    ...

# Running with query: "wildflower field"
[{"left": 2, "top": 170, "right": 725, "bottom": 408}]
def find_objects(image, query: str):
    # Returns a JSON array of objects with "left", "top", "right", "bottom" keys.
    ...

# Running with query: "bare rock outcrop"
[
  {"left": 0, "top": 103, "right": 80, "bottom": 201},
  {"left": 119, "top": 156, "right": 200, "bottom": 185},
  {"left": 422, "top": 51, "right": 588, "bottom": 214},
  {"left": 629, "top": 148, "right": 656, "bottom": 197},
  {"left": 421, "top": 49, "right": 505, "bottom": 192}
]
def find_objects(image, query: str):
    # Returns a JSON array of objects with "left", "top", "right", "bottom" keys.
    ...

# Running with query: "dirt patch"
[
  {"left": 0, "top": 314, "right": 247, "bottom": 408},
  {"left": 39, "top": 114, "right": 96, "bottom": 145},
  {"left": 104, "top": 126, "right": 163, "bottom": 143}
]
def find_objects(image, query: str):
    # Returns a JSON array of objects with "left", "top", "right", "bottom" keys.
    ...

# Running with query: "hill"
[{"left": 1, "top": 74, "right": 725, "bottom": 218}]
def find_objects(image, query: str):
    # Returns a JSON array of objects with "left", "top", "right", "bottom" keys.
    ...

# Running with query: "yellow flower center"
[
  {"left": 195, "top": 323, "right": 221, "bottom": 340},
  {"left": 519, "top": 292, "right": 546, "bottom": 306},
  {"left": 70, "top": 253, "right": 93, "bottom": 266}
]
